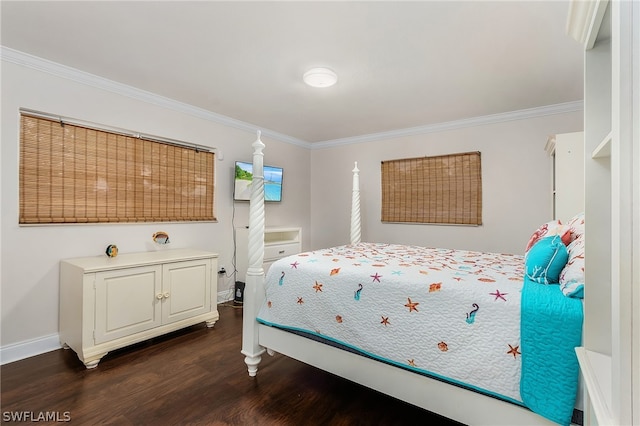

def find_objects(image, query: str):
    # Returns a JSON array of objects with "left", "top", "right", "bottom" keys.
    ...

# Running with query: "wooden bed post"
[
  {"left": 241, "top": 131, "right": 266, "bottom": 376},
  {"left": 350, "top": 161, "right": 361, "bottom": 245}
]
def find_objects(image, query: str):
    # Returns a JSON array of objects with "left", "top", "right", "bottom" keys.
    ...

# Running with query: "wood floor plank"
[{"left": 1, "top": 304, "right": 462, "bottom": 425}]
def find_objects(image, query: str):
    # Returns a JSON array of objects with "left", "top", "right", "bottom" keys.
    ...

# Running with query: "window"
[
  {"left": 381, "top": 152, "right": 482, "bottom": 225},
  {"left": 19, "top": 113, "right": 216, "bottom": 224}
]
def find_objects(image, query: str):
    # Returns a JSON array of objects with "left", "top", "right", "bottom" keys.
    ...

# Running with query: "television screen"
[{"left": 234, "top": 161, "right": 283, "bottom": 202}]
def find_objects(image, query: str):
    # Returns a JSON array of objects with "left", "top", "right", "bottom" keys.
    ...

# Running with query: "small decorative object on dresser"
[
  {"left": 105, "top": 244, "right": 118, "bottom": 258},
  {"left": 59, "top": 249, "right": 219, "bottom": 368},
  {"left": 152, "top": 231, "right": 170, "bottom": 244}
]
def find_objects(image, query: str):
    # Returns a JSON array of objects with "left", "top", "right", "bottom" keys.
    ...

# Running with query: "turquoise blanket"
[{"left": 520, "top": 277, "right": 583, "bottom": 425}]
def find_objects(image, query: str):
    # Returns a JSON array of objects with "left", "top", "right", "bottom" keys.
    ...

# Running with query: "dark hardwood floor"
[{"left": 1, "top": 304, "right": 463, "bottom": 425}]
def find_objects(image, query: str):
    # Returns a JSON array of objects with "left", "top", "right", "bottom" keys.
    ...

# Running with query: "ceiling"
[{"left": 0, "top": 1, "right": 584, "bottom": 144}]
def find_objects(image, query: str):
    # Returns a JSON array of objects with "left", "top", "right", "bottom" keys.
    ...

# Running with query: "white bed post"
[
  {"left": 241, "top": 131, "right": 266, "bottom": 377},
  {"left": 350, "top": 161, "right": 361, "bottom": 245}
]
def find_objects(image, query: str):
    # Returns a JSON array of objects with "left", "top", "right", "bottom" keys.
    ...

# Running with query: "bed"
[{"left": 241, "top": 133, "right": 584, "bottom": 426}]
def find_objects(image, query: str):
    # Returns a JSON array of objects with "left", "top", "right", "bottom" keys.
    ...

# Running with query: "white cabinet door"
[
  {"left": 162, "top": 259, "right": 211, "bottom": 325},
  {"left": 554, "top": 132, "right": 585, "bottom": 223},
  {"left": 94, "top": 265, "right": 162, "bottom": 344}
]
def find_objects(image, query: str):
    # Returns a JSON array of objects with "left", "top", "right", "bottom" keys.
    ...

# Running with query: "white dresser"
[
  {"left": 59, "top": 249, "right": 219, "bottom": 368},
  {"left": 235, "top": 227, "right": 301, "bottom": 282}
]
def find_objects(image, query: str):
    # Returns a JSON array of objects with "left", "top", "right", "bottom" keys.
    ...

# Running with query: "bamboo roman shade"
[
  {"left": 19, "top": 114, "right": 216, "bottom": 224},
  {"left": 381, "top": 152, "right": 482, "bottom": 225}
]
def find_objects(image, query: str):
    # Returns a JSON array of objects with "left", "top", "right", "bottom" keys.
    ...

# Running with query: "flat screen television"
[{"left": 234, "top": 161, "right": 283, "bottom": 202}]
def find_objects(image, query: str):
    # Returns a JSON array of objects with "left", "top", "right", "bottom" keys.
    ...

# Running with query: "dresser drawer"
[{"left": 264, "top": 243, "right": 299, "bottom": 261}]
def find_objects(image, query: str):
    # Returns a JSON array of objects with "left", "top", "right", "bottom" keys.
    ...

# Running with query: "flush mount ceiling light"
[{"left": 303, "top": 67, "right": 338, "bottom": 88}]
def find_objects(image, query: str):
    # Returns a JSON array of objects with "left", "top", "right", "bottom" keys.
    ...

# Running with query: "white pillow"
[
  {"left": 559, "top": 235, "right": 585, "bottom": 298},
  {"left": 566, "top": 212, "right": 585, "bottom": 243},
  {"left": 525, "top": 220, "right": 571, "bottom": 253}
]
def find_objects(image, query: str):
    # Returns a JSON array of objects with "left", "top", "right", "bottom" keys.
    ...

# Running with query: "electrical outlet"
[{"left": 218, "top": 266, "right": 226, "bottom": 275}]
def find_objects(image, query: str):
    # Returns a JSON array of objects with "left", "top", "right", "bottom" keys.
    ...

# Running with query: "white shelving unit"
[
  {"left": 567, "top": 1, "right": 639, "bottom": 425},
  {"left": 546, "top": 131, "right": 585, "bottom": 223},
  {"left": 235, "top": 227, "right": 302, "bottom": 282},
  {"left": 591, "top": 131, "right": 612, "bottom": 159}
]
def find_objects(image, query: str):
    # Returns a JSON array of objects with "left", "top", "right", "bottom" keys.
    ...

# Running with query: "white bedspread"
[{"left": 257, "top": 242, "right": 526, "bottom": 404}]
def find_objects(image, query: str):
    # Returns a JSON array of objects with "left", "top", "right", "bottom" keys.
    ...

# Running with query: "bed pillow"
[
  {"left": 525, "top": 235, "right": 569, "bottom": 284},
  {"left": 566, "top": 212, "right": 585, "bottom": 243},
  {"left": 559, "top": 235, "right": 585, "bottom": 298},
  {"left": 525, "top": 220, "right": 571, "bottom": 253}
]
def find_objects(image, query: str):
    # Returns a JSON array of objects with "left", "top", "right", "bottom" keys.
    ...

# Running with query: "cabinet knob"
[
  {"left": 156, "top": 293, "right": 164, "bottom": 300},
  {"left": 163, "top": 292, "right": 170, "bottom": 299}
]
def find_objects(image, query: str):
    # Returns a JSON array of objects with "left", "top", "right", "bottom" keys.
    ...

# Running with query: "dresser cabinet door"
[
  {"left": 162, "top": 259, "right": 212, "bottom": 325},
  {"left": 94, "top": 265, "right": 162, "bottom": 344}
]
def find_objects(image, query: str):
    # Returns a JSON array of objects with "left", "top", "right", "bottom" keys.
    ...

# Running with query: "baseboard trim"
[{"left": 1, "top": 334, "right": 61, "bottom": 366}]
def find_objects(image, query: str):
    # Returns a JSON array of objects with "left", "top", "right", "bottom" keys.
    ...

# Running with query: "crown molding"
[
  {"left": 2, "top": 46, "right": 583, "bottom": 150},
  {"left": 311, "top": 100, "right": 584, "bottom": 149},
  {"left": 0, "top": 46, "right": 310, "bottom": 149},
  {"left": 566, "top": 0, "right": 609, "bottom": 50}
]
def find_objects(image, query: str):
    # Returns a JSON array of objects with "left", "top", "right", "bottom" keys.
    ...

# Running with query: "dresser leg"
[{"left": 82, "top": 353, "right": 107, "bottom": 369}]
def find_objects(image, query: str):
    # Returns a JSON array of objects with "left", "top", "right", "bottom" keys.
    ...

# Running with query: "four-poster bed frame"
[{"left": 240, "top": 132, "right": 556, "bottom": 425}]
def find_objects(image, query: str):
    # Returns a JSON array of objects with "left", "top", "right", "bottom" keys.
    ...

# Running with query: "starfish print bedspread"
[{"left": 257, "top": 242, "right": 526, "bottom": 404}]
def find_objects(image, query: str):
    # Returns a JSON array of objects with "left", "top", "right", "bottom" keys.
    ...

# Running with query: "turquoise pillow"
[{"left": 525, "top": 235, "right": 569, "bottom": 284}]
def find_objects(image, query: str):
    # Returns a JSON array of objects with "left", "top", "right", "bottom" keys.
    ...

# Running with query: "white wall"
[
  {"left": 310, "top": 111, "right": 583, "bottom": 254},
  {"left": 0, "top": 59, "right": 311, "bottom": 358}
]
